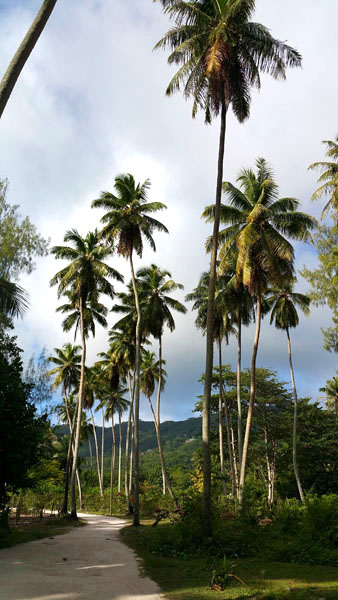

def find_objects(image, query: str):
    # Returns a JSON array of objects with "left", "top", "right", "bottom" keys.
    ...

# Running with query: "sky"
[{"left": 0, "top": 0, "right": 337, "bottom": 423}]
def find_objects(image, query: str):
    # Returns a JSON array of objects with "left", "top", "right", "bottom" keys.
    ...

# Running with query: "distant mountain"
[{"left": 55, "top": 415, "right": 204, "bottom": 458}]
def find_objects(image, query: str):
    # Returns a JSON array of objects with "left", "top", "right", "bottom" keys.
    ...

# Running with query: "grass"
[
  {"left": 121, "top": 521, "right": 338, "bottom": 600},
  {"left": 0, "top": 515, "right": 86, "bottom": 549}
]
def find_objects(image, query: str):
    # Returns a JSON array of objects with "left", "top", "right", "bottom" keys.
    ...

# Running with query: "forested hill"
[{"left": 56, "top": 416, "right": 204, "bottom": 457}]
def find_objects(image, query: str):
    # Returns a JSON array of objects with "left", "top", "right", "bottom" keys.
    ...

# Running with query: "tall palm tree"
[
  {"left": 92, "top": 174, "right": 168, "bottom": 526},
  {"left": 267, "top": 284, "right": 310, "bottom": 504},
  {"left": 308, "top": 136, "right": 338, "bottom": 220},
  {"left": 83, "top": 365, "right": 105, "bottom": 496},
  {"left": 50, "top": 229, "right": 123, "bottom": 518},
  {"left": 56, "top": 288, "right": 109, "bottom": 339},
  {"left": 47, "top": 343, "right": 81, "bottom": 514},
  {"left": 203, "top": 158, "right": 316, "bottom": 506},
  {"left": 0, "top": 0, "right": 58, "bottom": 119},
  {"left": 136, "top": 264, "right": 186, "bottom": 496},
  {"left": 155, "top": 0, "right": 302, "bottom": 531},
  {"left": 0, "top": 278, "right": 29, "bottom": 318}
]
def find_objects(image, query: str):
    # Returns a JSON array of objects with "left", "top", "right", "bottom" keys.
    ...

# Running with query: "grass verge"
[
  {"left": 0, "top": 516, "right": 86, "bottom": 550},
  {"left": 121, "top": 521, "right": 338, "bottom": 600}
]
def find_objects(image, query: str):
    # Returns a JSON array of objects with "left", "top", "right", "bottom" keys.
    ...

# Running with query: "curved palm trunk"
[
  {"left": 70, "top": 296, "right": 86, "bottom": 518},
  {"left": 109, "top": 414, "right": 116, "bottom": 516},
  {"left": 61, "top": 394, "right": 75, "bottom": 515},
  {"left": 101, "top": 409, "right": 106, "bottom": 488},
  {"left": 239, "top": 293, "right": 262, "bottom": 508},
  {"left": 0, "top": 0, "right": 58, "bottom": 119},
  {"left": 237, "top": 316, "right": 243, "bottom": 468},
  {"left": 217, "top": 338, "right": 226, "bottom": 494},
  {"left": 88, "top": 438, "right": 93, "bottom": 486},
  {"left": 76, "top": 469, "right": 83, "bottom": 510},
  {"left": 222, "top": 382, "right": 235, "bottom": 497},
  {"left": 202, "top": 103, "right": 227, "bottom": 534},
  {"left": 130, "top": 254, "right": 141, "bottom": 526},
  {"left": 118, "top": 410, "right": 123, "bottom": 493},
  {"left": 129, "top": 414, "right": 134, "bottom": 496},
  {"left": 286, "top": 327, "right": 305, "bottom": 503},
  {"left": 125, "top": 371, "right": 135, "bottom": 514},
  {"left": 156, "top": 336, "right": 176, "bottom": 501},
  {"left": 90, "top": 408, "right": 103, "bottom": 496}
]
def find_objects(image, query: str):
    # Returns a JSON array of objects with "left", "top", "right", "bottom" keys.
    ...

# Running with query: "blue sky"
[{"left": 0, "top": 0, "right": 337, "bottom": 422}]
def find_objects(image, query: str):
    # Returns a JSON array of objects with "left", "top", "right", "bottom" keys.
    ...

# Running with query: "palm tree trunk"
[
  {"left": 223, "top": 383, "right": 235, "bottom": 497},
  {"left": 0, "top": 0, "right": 58, "bottom": 119},
  {"left": 70, "top": 296, "right": 86, "bottom": 518},
  {"left": 76, "top": 469, "right": 83, "bottom": 510},
  {"left": 156, "top": 336, "right": 176, "bottom": 501},
  {"left": 90, "top": 408, "right": 103, "bottom": 496},
  {"left": 202, "top": 102, "right": 227, "bottom": 534},
  {"left": 129, "top": 414, "right": 134, "bottom": 496},
  {"left": 148, "top": 395, "right": 176, "bottom": 504},
  {"left": 118, "top": 410, "right": 122, "bottom": 493},
  {"left": 130, "top": 253, "right": 141, "bottom": 526},
  {"left": 61, "top": 394, "right": 75, "bottom": 515},
  {"left": 237, "top": 316, "right": 243, "bottom": 467},
  {"left": 217, "top": 338, "right": 226, "bottom": 494},
  {"left": 109, "top": 414, "right": 116, "bottom": 516},
  {"left": 230, "top": 424, "right": 239, "bottom": 496},
  {"left": 88, "top": 438, "right": 93, "bottom": 486},
  {"left": 239, "top": 293, "right": 262, "bottom": 508},
  {"left": 125, "top": 371, "right": 134, "bottom": 514},
  {"left": 286, "top": 327, "right": 305, "bottom": 503},
  {"left": 101, "top": 409, "right": 105, "bottom": 488}
]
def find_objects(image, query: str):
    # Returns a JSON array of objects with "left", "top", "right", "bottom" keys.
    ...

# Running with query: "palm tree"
[
  {"left": 47, "top": 343, "right": 81, "bottom": 514},
  {"left": 56, "top": 289, "right": 109, "bottom": 339},
  {"left": 92, "top": 174, "right": 168, "bottom": 526},
  {"left": 136, "top": 264, "right": 186, "bottom": 496},
  {"left": 50, "top": 229, "right": 123, "bottom": 518},
  {"left": 0, "top": 278, "right": 29, "bottom": 318},
  {"left": 155, "top": 0, "right": 302, "bottom": 531},
  {"left": 308, "top": 136, "right": 338, "bottom": 219},
  {"left": 267, "top": 283, "right": 310, "bottom": 503},
  {"left": 320, "top": 375, "right": 338, "bottom": 416},
  {"left": 203, "top": 158, "right": 316, "bottom": 506},
  {"left": 83, "top": 365, "right": 105, "bottom": 496},
  {"left": 0, "top": 0, "right": 58, "bottom": 119}
]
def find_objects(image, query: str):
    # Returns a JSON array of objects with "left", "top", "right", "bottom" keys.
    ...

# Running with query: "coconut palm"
[
  {"left": 203, "top": 158, "right": 316, "bottom": 506},
  {"left": 50, "top": 228, "right": 123, "bottom": 518},
  {"left": 320, "top": 375, "right": 338, "bottom": 416},
  {"left": 92, "top": 174, "right": 168, "bottom": 526},
  {"left": 0, "top": 278, "right": 29, "bottom": 318},
  {"left": 56, "top": 289, "right": 109, "bottom": 339},
  {"left": 47, "top": 343, "right": 81, "bottom": 514},
  {"left": 136, "top": 264, "right": 186, "bottom": 496},
  {"left": 267, "top": 283, "right": 310, "bottom": 503},
  {"left": 155, "top": 0, "right": 302, "bottom": 530},
  {"left": 308, "top": 136, "right": 338, "bottom": 220},
  {"left": 0, "top": 0, "right": 58, "bottom": 119}
]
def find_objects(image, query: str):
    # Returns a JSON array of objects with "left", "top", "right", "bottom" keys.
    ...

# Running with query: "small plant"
[{"left": 210, "top": 556, "right": 245, "bottom": 591}]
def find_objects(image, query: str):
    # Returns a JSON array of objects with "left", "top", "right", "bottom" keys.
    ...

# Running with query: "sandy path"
[{"left": 0, "top": 514, "right": 164, "bottom": 600}]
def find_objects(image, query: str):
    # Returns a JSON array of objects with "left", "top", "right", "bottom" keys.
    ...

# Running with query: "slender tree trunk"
[
  {"left": 101, "top": 409, "right": 105, "bottom": 489},
  {"left": 223, "top": 383, "right": 235, "bottom": 497},
  {"left": 61, "top": 394, "right": 75, "bottom": 515},
  {"left": 118, "top": 410, "right": 122, "bottom": 493},
  {"left": 129, "top": 413, "right": 134, "bottom": 496},
  {"left": 90, "top": 408, "right": 103, "bottom": 496},
  {"left": 130, "top": 254, "right": 141, "bottom": 526},
  {"left": 218, "top": 339, "right": 226, "bottom": 494},
  {"left": 76, "top": 469, "right": 83, "bottom": 510},
  {"left": 88, "top": 438, "right": 93, "bottom": 487},
  {"left": 239, "top": 293, "right": 262, "bottom": 508},
  {"left": 70, "top": 297, "right": 86, "bottom": 518},
  {"left": 109, "top": 414, "right": 116, "bottom": 516},
  {"left": 155, "top": 336, "right": 176, "bottom": 501},
  {"left": 0, "top": 0, "right": 58, "bottom": 119},
  {"left": 125, "top": 371, "right": 134, "bottom": 513},
  {"left": 287, "top": 327, "right": 305, "bottom": 503},
  {"left": 237, "top": 316, "right": 243, "bottom": 467},
  {"left": 202, "top": 103, "right": 227, "bottom": 534},
  {"left": 148, "top": 395, "right": 176, "bottom": 504},
  {"left": 230, "top": 425, "right": 239, "bottom": 496}
]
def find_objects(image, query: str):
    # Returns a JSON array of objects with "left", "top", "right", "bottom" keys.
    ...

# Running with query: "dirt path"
[{"left": 0, "top": 514, "right": 164, "bottom": 600}]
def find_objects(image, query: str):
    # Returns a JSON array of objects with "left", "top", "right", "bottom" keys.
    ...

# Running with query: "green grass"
[
  {"left": 0, "top": 516, "right": 86, "bottom": 549},
  {"left": 121, "top": 522, "right": 338, "bottom": 600}
]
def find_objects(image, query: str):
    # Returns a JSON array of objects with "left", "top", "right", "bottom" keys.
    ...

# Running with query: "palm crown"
[
  {"left": 155, "top": 0, "right": 302, "bottom": 122},
  {"left": 308, "top": 135, "right": 338, "bottom": 219},
  {"left": 267, "top": 284, "right": 310, "bottom": 330},
  {"left": 203, "top": 158, "right": 317, "bottom": 294},
  {"left": 91, "top": 174, "right": 168, "bottom": 258}
]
